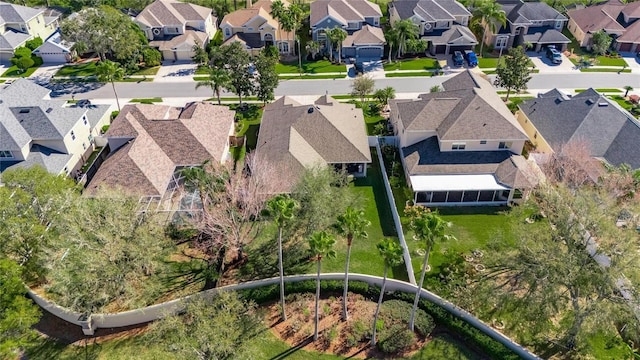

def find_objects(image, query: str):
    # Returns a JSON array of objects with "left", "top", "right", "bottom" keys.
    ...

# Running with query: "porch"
[{"left": 409, "top": 174, "right": 515, "bottom": 206}]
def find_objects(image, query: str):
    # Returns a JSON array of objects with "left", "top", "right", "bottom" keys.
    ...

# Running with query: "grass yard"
[
  {"left": 576, "top": 88, "right": 623, "bottom": 93},
  {"left": 276, "top": 60, "right": 346, "bottom": 74},
  {"left": 383, "top": 58, "right": 439, "bottom": 71},
  {"left": 129, "top": 97, "right": 163, "bottom": 103},
  {"left": 230, "top": 103, "right": 262, "bottom": 151},
  {"left": 478, "top": 57, "right": 502, "bottom": 69},
  {"left": 608, "top": 95, "right": 635, "bottom": 112},
  {"left": 322, "top": 150, "right": 409, "bottom": 281},
  {"left": 56, "top": 62, "right": 97, "bottom": 77},
  {"left": 580, "top": 68, "right": 632, "bottom": 73},
  {"left": 280, "top": 74, "right": 345, "bottom": 80},
  {"left": 132, "top": 66, "right": 160, "bottom": 76},
  {"left": 411, "top": 332, "right": 485, "bottom": 360},
  {"left": 595, "top": 56, "right": 627, "bottom": 67},
  {"left": 1, "top": 64, "right": 40, "bottom": 77},
  {"left": 386, "top": 71, "right": 433, "bottom": 77}
]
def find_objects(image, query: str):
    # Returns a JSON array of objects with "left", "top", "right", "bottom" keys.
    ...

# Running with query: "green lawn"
[
  {"left": 280, "top": 74, "right": 345, "bottom": 80},
  {"left": 580, "top": 68, "right": 632, "bottom": 73},
  {"left": 383, "top": 58, "right": 439, "bottom": 71},
  {"left": 478, "top": 57, "right": 502, "bottom": 69},
  {"left": 56, "top": 62, "right": 97, "bottom": 77},
  {"left": 575, "top": 88, "right": 622, "bottom": 93},
  {"left": 595, "top": 56, "right": 627, "bottom": 67},
  {"left": 322, "top": 150, "right": 409, "bottom": 281},
  {"left": 276, "top": 60, "right": 346, "bottom": 74},
  {"left": 230, "top": 103, "right": 262, "bottom": 151},
  {"left": 132, "top": 66, "right": 160, "bottom": 76},
  {"left": 130, "top": 97, "right": 163, "bottom": 103},
  {"left": 386, "top": 71, "right": 433, "bottom": 77},
  {"left": 608, "top": 95, "right": 634, "bottom": 112},
  {"left": 411, "top": 332, "right": 485, "bottom": 360},
  {"left": 1, "top": 64, "right": 40, "bottom": 77}
]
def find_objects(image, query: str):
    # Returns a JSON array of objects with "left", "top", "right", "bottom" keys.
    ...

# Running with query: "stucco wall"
[{"left": 515, "top": 111, "right": 553, "bottom": 154}]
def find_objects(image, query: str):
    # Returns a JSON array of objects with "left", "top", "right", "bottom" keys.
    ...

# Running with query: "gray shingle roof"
[
  {"left": 0, "top": 29, "right": 31, "bottom": 51},
  {"left": 310, "top": 0, "right": 381, "bottom": 27},
  {"left": 390, "top": 0, "right": 470, "bottom": 22},
  {"left": 422, "top": 25, "right": 477, "bottom": 45},
  {"left": 136, "top": 0, "right": 213, "bottom": 28},
  {"left": 523, "top": 27, "right": 570, "bottom": 44},
  {"left": 499, "top": 0, "right": 566, "bottom": 24},
  {"left": 0, "top": 2, "right": 42, "bottom": 24},
  {"left": 519, "top": 88, "right": 640, "bottom": 169}
]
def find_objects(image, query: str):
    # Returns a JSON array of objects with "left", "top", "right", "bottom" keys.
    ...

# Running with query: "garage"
[
  {"left": 0, "top": 51, "right": 12, "bottom": 64},
  {"left": 618, "top": 42, "right": 632, "bottom": 52},
  {"left": 32, "top": 41, "right": 71, "bottom": 64},
  {"left": 449, "top": 45, "right": 472, "bottom": 53},
  {"left": 357, "top": 46, "right": 382, "bottom": 58}
]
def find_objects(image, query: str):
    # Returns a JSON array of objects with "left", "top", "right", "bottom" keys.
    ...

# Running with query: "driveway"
[
  {"left": 527, "top": 51, "right": 578, "bottom": 73},
  {"left": 155, "top": 61, "right": 198, "bottom": 83}
]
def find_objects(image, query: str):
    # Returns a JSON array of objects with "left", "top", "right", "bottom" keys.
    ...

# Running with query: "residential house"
[
  {"left": 388, "top": 0, "right": 477, "bottom": 55},
  {"left": 0, "top": 79, "right": 112, "bottom": 176},
  {"left": 135, "top": 0, "right": 217, "bottom": 61},
  {"left": 32, "top": 29, "right": 73, "bottom": 63},
  {"left": 389, "top": 70, "right": 539, "bottom": 206},
  {"left": 255, "top": 95, "right": 372, "bottom": 193},
  {"left": 0, "top": 1, "right": 60, "bottom": 63},
  {"left": 220, "top": 0, "right": 293, "bottom": 55},
  {"left": 567, "top": 0, "right": 640, "bottom": 52},
  {"left": 517, "top": 88, "right": 640, "bottom": 169},
  {"left": 484, "top": 0, "right": 569, "bottom": 52},
  {"left": 85, "top": 102, "right": 235, "bottom": 198},
  {"left": 310, "top": 0, "right": 384, "bottom": 60}
]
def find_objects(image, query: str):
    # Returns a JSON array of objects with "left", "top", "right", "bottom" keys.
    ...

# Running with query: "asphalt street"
[{"left": 53, "top": 72, "right": 640, "bottom": 100}]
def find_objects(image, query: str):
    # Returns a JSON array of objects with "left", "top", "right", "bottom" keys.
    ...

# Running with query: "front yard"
[
  {"left": 276, "top": 60, "right": 346, "bottom": 74},
  {"left": 1, "top": 64, "right": 40, "bottom": 77},
  {"left": 383, "top": 57, "right": 439, "bottom": 71},
  {"left": 56, "top": 62, "right": 97, "bottom": 77}
]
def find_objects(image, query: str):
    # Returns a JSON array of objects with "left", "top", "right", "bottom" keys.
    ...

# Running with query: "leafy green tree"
[
  {"left": 374, "top": 86, "right": 395, "bottom": 106},
  {"left": 406, "top": 38, "right": 427, "bottom": 55},
  {"left": 141, "top": 47, "right": 161, "bottom": 67},
  {"left": 147, "top": 291, "right": 262, "bottom": 360},
  {"left": 472, "top": 0, "right": 507, "bottom": 56},
  {"left": 406, "top": 207, "right": 454, "bottom": 331},
  {"left": 281, "top": 3, "right": 304, "bottom": 71},
  {"left": 60, "top": 6, "right": 147, "bottom": 61},
  {"left": 11, "top": 56, "right": 34, "bottom": 73},
  {"left": 371, "top": 239, "right": 404, "bottom": 346},
  {"left": 254, "top": 51, "right": 279, "bottom": 105},
  {"left": 212, "top": 0, "right": 230, "bottom": 23},
  {"left": 46, "top": 192, "right": 173, "bottom": 314},
  {"left": 192, "top": 41, "right": 210, "bottom": 66},
  {"left": 195, "top": 66, "right": 230, "bottom": 105},
  {"left": 351, "top": 74, "right": 375, "bottom": 103},
  {"left": 96, "top": 60, "right": 125, "bottom": 110},
  {"left": 591, "top": 30, "right": 612, "bottom": 56},
  {"left": 308, "top": 231, "right": 337, "bottom": 341},
  {"left": 0, "top": 259, "right": 41, "bottom": 358},
  {"left": 25, "top": 37, "right": 43, "bottom": 51},
  {"left": 430, "top": 85, "right": 441, "bottom": 93},
  {"left": 211, "top": 42, "right": 253, "bottom": 104},
  {"left": 494, "top": 46, "right": 532, "bottom": 101},
  {"left": 391, "top": 19, "right": 419, "bottom": 58},
  {"left": 327, "top": 27, "right": 347, "bottom": 63},
  {"left": 266, "top": 195, "right": 298, "bottom": 321},
  {"left": 336, "top": 206, "right": 370, "bottom": 321}
]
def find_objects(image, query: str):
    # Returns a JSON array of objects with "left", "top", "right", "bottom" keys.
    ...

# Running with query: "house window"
[
  {"left": 452, "top": 142, "right": 466, "bottom": 150},
  {"left": 88, "top": 134, "right": 93, "bottom": 143},
  {"left": 82, "top": 143, "right": 87, "bottom": 150},
  {"left": 83, "top": 115, "right": 88, "bottom": 126},
  {"left": 513, "top": 189, "right": 523, "bottom": 199},
  {"left": 0, "top": 150, "right": 12, "bottom": 158},
  {"left": 225, "top": 28, "right": 231, "bottom": 37},
  {"left": 515, "top": 27, "right": 523, "bottom": 35},
  {"left": 248, "top": 27, "right": 253, "bottom": 31},
  {"left": 499, "top": 141, "right": 512, "bottom": 149},
  {"left": 480, "top": 140, "right": 487, "bottom": 144},
  {"left": 278, "top": 41, "right": 289, "bottom": 53},
  {"left": 348, "top": 22, "right": 359, "bottom": 29},
  {"left": 496, "top": 36, "right": 508, "bottom": 48},
  {"left": 71, "top": 131, "right": 76, "bottom": 140},
  {"left": 555, "top": 20, "right": 563, "bottom": 30}
]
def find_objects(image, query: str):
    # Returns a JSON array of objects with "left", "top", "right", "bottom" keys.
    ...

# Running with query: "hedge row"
[{"left": 239, "top": 280, "right": 521, "bottom": 360}]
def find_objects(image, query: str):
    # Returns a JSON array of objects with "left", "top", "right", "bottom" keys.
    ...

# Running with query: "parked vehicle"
[
  {"left": 546, "top": 46, "right": 562, "bottom": 64},
  {"left": 464, "top": 50, "right": 478, "bottom": 67},
  {"left": 452, "top": 51, "right": 464, "bottom": 66}
]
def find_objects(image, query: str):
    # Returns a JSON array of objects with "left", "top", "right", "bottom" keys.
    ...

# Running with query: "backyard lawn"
[
  {"left": 276, "top": 60, "right": 346, "bottom": 74},
  {"left": 56, "top": 62, "right": 97, "bottom": 77},
  {"left": 383, "top": 57, "right": 439, "bottom": 71}
]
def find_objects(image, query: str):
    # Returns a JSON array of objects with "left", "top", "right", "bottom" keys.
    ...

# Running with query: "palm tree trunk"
[
  {"left": 342, "top": 238, "right": 352, "bottom": 321},
  {"left": 278, "top": 227, "right": 287, "bottom": 321},
  {"left": 388, "top": 44, "right": 392, "bottom": 63},
  {"left": 371, "top": 265, "right": 388, "bottom": 346},
  {"left": 338, "top": 42, "right": 342, "bottom": 64},
  {"left": 314, "top": 258, "right": 321, "bottom": 341},
  {"left": 111, "top": 81, "right": 121, "bottom": 111},
  {"left": 409, "top": 244, "right": 431, "bottom": 331},
  {"left": 297, "top": 33, "right": 302, "bottom": 75},
  {"left": 505, "top": 88, "right": 511, "bottom": 102},
  {"left": 480, "top": 28, "right": 486, "bottom": 57},
  {"left": 216, "top": 88, "right": 221, "bottom": 105}
]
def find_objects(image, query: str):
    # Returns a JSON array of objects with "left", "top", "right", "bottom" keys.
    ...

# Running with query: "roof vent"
[
  {"left": 46, "top": 107, "right": 53, "bottom": 113},
  {"left": 307, "top": 107, "right": 314, "bottom": 114},
  {"left": 19, "top": 108, "right": 30, "bottom": 114},
  {"left": 586, "top": 99, "right": 595, "bottom": 105},
  {"left": 598, "top": 102, "right": 608, "bottom": 107}
]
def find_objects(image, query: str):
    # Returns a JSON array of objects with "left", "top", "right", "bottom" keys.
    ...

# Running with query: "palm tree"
[
  {"left": 289, "top": 4, "right": 305, "bottom": 74},
  {"left": 328, "top": 27, "right": 347, "bottom": 64},
  {"left": 392, "top": 19, "right": 419, "bottom": 59},
  {"left": 266, "top": 195, "right": 298, "bottom": 321},
  {"left": 306, "top": 40, "right": 320, "bottom": 60},
  {"left": 371, "top": 238, "right": 404, "bottom": 346},
  {"left": 374, "top": 86, "right": 396, "bottom": 106},
  {"left": 96, "top": 60, "right": 125, "bottom": 111},
  {"left": 385, "top": 27, "right": 398, "bottom": 63},
  {"left": 307, "top": 231, "right": 336, "bottom": 341},
  {"left": 474, "top": 0, "right": 507, "bottom": 57},
  {"left": 407, "top": 209, "right": 454, "bottom": 331},
  {"left": 270, "top": 0, "right": 286, "bottom": 54},
  {"left": 195, "top": 67, "right": 231, "bottom": 105},
  {"left": 625, "top": 85, "right": 634, "bottom": 97},
  {"left": 280, "top": 10, "right": 294, "bottom": 56},
  {"left": 335, "top": 207, "right": 370, "bottom": 321}
]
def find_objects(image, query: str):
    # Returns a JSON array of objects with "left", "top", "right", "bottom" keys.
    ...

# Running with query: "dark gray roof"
[
  {"left": 390, "top": 0, "right": 470, "bottom": 22},
  {"left": 0, "top": 2, "right": 42, "bottom": 24},
  {"left": 390, "top": 71, "right": 527, "bottom": 141},
  {"left": 9, "top": 106, "right": 62, "bottom": 139},
  {"left": 233, "top": 32, "right": 263, "bottom": 48},
  {"left": 498, "top": 0, "right": 566, "bottom": 24},
  {"left": 523, "top": 27, "right": 570, "bottom": 44},
  {"left": 519, "top": 88, "right": 640, "bottom": 169},
  {"left": 422, "top": 24, "right": 477, "bottom": 45}
]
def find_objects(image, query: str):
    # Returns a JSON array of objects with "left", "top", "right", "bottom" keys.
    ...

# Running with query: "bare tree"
[{"left": 539, "top": 140, "right": 603, "bottom": 189}]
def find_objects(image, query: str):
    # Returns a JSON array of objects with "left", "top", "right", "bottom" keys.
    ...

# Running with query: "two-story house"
[
  {"left": 485, "top": 0, "right": 569, "bottom": 52},
  {"left": 220, "top": 0, "right": 293, "bottom": 55},
  {"left": 389, "top": 71, "right": 538, "bottom": 206},
  {"left": 389, "top": 0, "right": 477, "bottom": 55},
  {"left": 310, "top": 0, "right": 385, "bottom": 60},
  {"left": 135, "top": 0, "right": 217, "bottom": 61},
  {"left": 567, "top": 0, "right": 640, "bottom": 53},
  {"left": 0, "top": 2, "right": 59, "bottom": 63},
  {"left": 0, "top": 79, "right": 112, "bottom": 176}
]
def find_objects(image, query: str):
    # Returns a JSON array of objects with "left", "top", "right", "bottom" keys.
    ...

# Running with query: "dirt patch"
[{"left": 266, "top": 293, "right": 428, "bottom": 359}]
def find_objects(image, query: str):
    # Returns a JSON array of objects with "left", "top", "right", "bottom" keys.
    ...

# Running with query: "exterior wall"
[
  {"left": 312, "top": 16, "right": 345, "bottom": 37},
  {"left": 26, "top": 14, "right": 57, "bottom": 40},
  {"left": 163, "top": 24, "right": 185, "bottom": 36},
  {"left": 205, "top": 15, "right": 217, "bottom": 38},
  {"left": 516, "top": 111, "right": 554, "bottom": 154},
  {"left": 388, "top": 6, "right": 401, "bottom": 25},
  {"left": 454, "top": 15, "right": 469, "bottom": 26},
  {"left": 567, "top": 18, "right": 588, "bottom": 48},
  {"left": 438, "top": 139, "right": 524, "bottom": 154},
  {"left": 401, "top": 130, "right": 437, "bottom": 148}
]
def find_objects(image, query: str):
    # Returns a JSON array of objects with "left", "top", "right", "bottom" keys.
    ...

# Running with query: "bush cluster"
[{"left": 378, "top": 325, "right": 416, "bottom": 354}]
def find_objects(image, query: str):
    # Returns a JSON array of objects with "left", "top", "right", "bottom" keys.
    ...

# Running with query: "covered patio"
[{"left": 410, "top": 174, "right": 511, "bottom": 206}]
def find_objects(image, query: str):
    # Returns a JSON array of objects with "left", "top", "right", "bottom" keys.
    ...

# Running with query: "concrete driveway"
[
  {"left": 155, "top": 61, "right": 198, "bottom": 82},
  {"left": 527, "top": 51, "right": 578, "bottom": 73}
]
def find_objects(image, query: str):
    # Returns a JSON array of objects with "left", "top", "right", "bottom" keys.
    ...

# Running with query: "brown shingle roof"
[
  {"left": 87, "top": 103, "right": 234, "bottom": 196},
  {"left": 149, "top": 30, "right": 208, "bottom": 51},
  {"left": 567, "top": 0, "right": 626, "bottom": 34},
  {"left": 136, "top": 0, "right": 213, "bottom": 28},
  {"left": 343, "top": 25, "right": 385, "bottom": 46}
]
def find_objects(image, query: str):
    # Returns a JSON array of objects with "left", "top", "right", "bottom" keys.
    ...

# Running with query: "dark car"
[
  {"left": 464, "top": 50, "right": 478, "bottom": 67},
  {"left": 452, "top": 51, "right": 464, "bottom": 66},
  {"left": 546, "top": 46, "right": 562, "bottom": 64}
]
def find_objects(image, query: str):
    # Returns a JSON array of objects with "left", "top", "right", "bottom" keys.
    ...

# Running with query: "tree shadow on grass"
[
  {"left": 268, "top": 337, "right": 314, "bottom": 360},
  {"left": 154, "top": 258, "right": 208, "bottom": 298},
  {"left": 239, "top": 236, "right": 311, "bottom": 281}
]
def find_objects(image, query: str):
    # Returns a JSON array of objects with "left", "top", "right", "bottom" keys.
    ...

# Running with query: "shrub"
[
  {"left": 101, "top": 125, "right": 110, "bottom": 134},
  {"left": 142, "top": 47, "right": 161, "bottom": 67},
  {"left": 379, "top": 299, "right": 434, "bottom": 337},
  {"left": 13, "top": 47, "right": 32, "bottom": 59},
  {"left": 12, "top": 56, "right": 34, "bottom": 73},
  {"left": 25, "top": 37, "right": 43, "bottom": 51},
  {"left": 389, "top": 175, "right": 402, "bottom": 189},
  {"left": 31, "top": 56, "right": 43, "bottom": 67},
  {"left": 378, "top": 325, "right": 415, "bottom": 354},
  {"left": 110, "top": 111, "right": 120, "bottom": 121}
]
